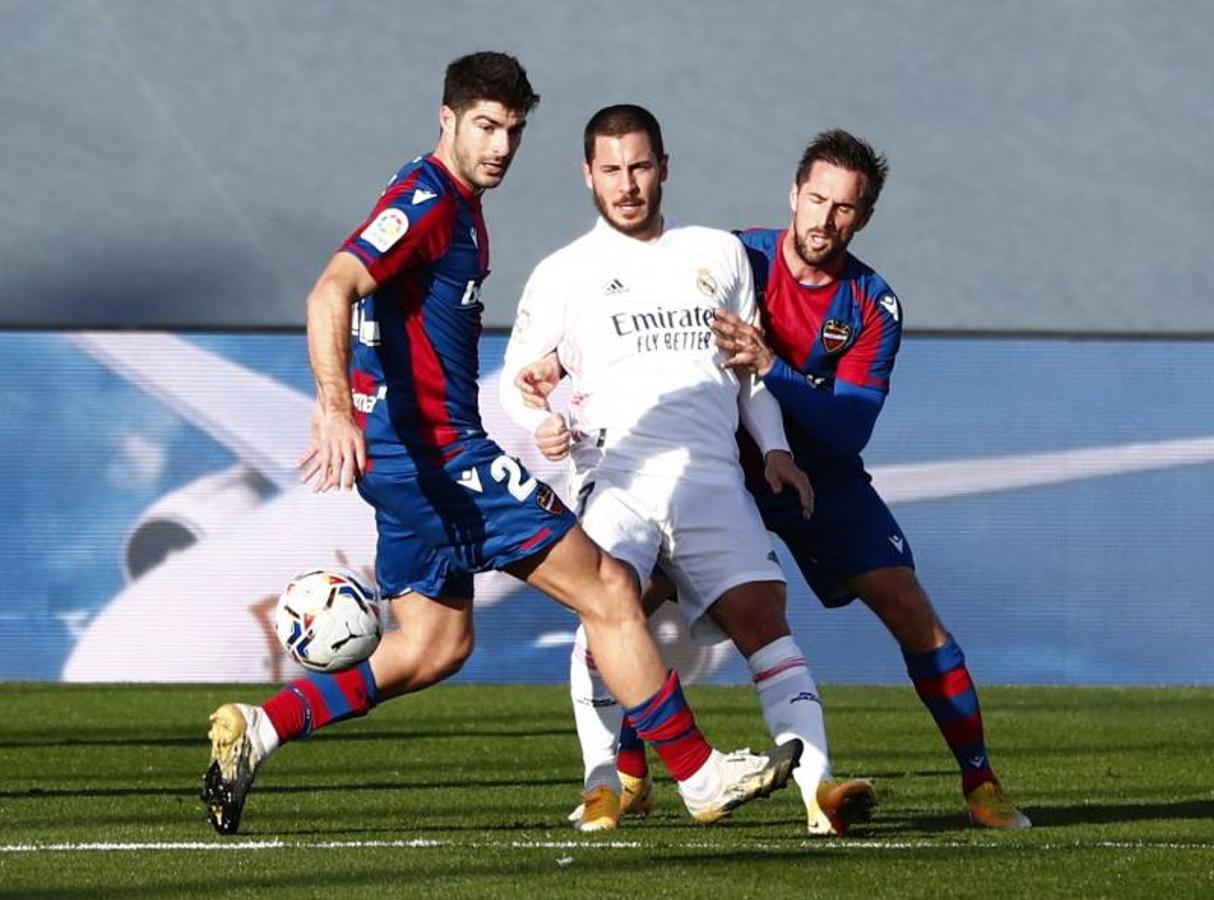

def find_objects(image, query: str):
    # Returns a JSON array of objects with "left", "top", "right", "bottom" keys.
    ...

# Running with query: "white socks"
[
  {"left": 569, "top": 624, "right": 623, "bottom": 794},
  {"left": 747, "top": 635, "right": 830, "bottom": 808},
  {"left": 568, "top": 626, "right": 832, "bottom": 811},
  {"left": 251, "top": 704, "right": 281, "bottom": 757}
]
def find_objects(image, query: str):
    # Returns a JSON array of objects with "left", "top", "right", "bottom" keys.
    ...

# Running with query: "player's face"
[
  {"left": 789, "top": 161, "right": 871, "bottom": 270},
  {"left": 583, "top": 131, "right": 667, "bottom": 240},
  {"left": 442, "top": 100, "right": 528, "bottom": 191}
]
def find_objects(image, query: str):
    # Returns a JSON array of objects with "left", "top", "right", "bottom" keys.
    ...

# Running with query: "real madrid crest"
[
  {"left": 820, "top": 319, "right": 852, "bottom": 354},
  {"left": 695, "top": 268, "right": 719, "bottom": 298}
]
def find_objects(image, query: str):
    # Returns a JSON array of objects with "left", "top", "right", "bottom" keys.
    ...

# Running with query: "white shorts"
[{"left": 572, "top": 465, "right": 785, "bottom": 635}]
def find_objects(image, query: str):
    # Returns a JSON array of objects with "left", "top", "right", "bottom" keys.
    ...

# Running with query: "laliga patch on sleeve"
[{"left": 360, "top": 208, "right": 409, "bottom": 253}]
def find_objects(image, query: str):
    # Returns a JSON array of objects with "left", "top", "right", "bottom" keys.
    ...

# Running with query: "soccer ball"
[{"left": 275, "top": 568, "right": 383, "bottom": 673}]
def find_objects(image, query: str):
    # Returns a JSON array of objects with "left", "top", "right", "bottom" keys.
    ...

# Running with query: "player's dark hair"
[
  {"left": 442, "top": 51, "right": 540, "bottom": 115},
  {"left": 583, "top": 104, "right": 665, "bottom": 163},
  {"left": 795, "top": 129, "right": 889, "bottom": 213}
]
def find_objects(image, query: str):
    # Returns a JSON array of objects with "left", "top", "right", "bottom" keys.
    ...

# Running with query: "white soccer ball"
[{"left": 274, "top": 567, "right": 383, "bottom": 673}]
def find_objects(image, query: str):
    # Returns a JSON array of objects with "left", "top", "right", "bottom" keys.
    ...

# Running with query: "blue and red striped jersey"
[
  {"left": 738, "top": 227, "right": 901, "bottom": 394},
  {"left": 340, "top": 154, "right": 489, "bottom": 471},
  {"left": 736, "top": 227, "right": 903, "bottom": 478}
]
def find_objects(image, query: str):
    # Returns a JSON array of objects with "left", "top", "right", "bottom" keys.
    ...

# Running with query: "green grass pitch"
[{"left": 1, "top": 683, "right": 1211, "bottom": 898}]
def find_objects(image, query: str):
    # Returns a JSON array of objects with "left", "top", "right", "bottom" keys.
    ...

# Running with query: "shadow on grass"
[
  {"left": 0, "top": 726, "right": 572, "bottom": 751},
  {"left": 1027, "top": 798, "right": 1214, "bottom": 827},
  {"left": 845, "top": 769, "right": 955, "bottom": 780},
  {"left": 883, "top": 797, "right": 1214, "bottom": 832},
  {"left": 0, "top": 775, "right": 573, "bottom": 801}
]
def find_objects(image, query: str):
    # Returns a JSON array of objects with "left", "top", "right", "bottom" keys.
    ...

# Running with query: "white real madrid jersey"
[{"left": 500, "top": 218, "right": 788, "bottom": 481}]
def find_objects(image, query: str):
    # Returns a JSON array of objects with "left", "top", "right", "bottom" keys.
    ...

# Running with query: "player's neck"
[
  {"left": 780, "top": 229, "right": 844, "bottom": 287},
  {"left": 598, "top": 214, "right": 665, "bottom": 243},
  {"left": 633, "top": 214, "right": 665, "bottom": 243},
  {"left": 431, "top": 145, "right": 481, "bottom": 197}
]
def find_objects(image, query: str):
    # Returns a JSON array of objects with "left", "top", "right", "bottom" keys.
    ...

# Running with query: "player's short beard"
[
  {"left": 452, "top": 121, "right": 509, "bottom": 190},
  {"left": 794, "top": 228, "right": 849, "bottom": 270},
  {"left": 593, "top": 184, "right": 663, "bottom": 237}
]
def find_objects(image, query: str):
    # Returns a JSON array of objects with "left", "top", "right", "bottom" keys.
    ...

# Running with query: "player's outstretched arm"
[{"left": 305, "top": 252, "right": 377, "bottom": 492}]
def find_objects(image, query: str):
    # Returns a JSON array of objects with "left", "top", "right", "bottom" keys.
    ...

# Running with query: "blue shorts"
[
  {"left": 357, "top": 439, "right": 577, "bottom": 600},
  {"left": 753, "top": 470, "right": 914, "bottom": 608}
]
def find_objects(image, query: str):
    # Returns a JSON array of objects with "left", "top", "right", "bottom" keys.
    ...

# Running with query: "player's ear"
[
  {"left": 583, "top": 161, "right": 594, "bottom": 191},
  {"left": 439, "top": 105, "right": 457, "bottom": 140},
  {"left": 855, "top": 204, "right": 874, "bottom": 232},
  {"left": 788, "top": 182, "right": 798, "bottom": 213},
  {"left": 658, "top": 154, "right": 669, "bottom": 184}
]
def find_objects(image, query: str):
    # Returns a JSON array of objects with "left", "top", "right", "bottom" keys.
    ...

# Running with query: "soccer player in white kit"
[{"left": 500, "top": 105, "right": 875, "bottom": 834}]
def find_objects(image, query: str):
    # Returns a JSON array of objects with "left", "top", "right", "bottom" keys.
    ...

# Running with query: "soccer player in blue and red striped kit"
[
  {"left": 712, "top": 129, "right": 1030, "bottom": 828},
  {"left": 199, "top": 51, "right": 799, "bottom": 835}
]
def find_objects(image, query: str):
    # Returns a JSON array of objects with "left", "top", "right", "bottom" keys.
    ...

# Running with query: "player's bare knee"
[{"left": 582, "top": 557, "right": 644, "bottom": 630}]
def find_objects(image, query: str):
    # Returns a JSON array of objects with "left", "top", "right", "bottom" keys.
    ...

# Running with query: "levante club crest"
[{"left": 821, "top": 319, "right": 852, "bottom": 353}]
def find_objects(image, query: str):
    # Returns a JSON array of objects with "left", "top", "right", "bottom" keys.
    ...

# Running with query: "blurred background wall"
[{"left": 3, "top": 0, "right": 1211, "bottom": 332}]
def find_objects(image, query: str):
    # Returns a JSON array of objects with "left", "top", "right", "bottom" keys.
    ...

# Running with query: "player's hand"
[
  {"left": 515, "top": 352, "right": 563, "bottom": 410},
  {"left": 534, "top": 412, "right": 571, "bottom": 461},
  {"left": 297, "top": 401, "right": 324, "bottom": 484},
  {"left": 712, "top": 309, "right": 776, "bottom": 376},
  {"left": 304, "top": 408, "right": 367, "bottom": 492},
  {"left": 764, "top": 449, "right": 813, "bottom": 519}
]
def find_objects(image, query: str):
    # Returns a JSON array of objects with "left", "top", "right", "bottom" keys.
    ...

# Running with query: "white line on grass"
[{"left": 1, "top": 838, "right": 1211, "bottom": 854}]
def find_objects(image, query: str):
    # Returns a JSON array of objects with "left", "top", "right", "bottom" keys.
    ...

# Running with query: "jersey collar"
[
  {"left": 427, "top": 154, "right": 480, "bottom": 205},
  {"left": 776, "top": 227, "right": 853, "bottom": 291}
]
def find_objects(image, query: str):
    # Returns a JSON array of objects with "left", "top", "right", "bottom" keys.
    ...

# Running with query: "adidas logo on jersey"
[
  {"left": 602, "top": 277, "right": 628, "bottom": 295},
  {"left": 411, "top": 188, "right": 437, "bottom": 205}
]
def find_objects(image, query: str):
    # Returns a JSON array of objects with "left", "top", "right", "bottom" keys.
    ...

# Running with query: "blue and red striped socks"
[
  {"left": 616, "top": 716, "right": 647, "bottom": 779},
  {"left": 262, "top": 660, "right": 379, "bottom": 744},
  {"left": 903, "top": 636, "right": 996, "bottom": 795},
  {"left": 624, "top": 669, "right": 712, "bottom": 782}
]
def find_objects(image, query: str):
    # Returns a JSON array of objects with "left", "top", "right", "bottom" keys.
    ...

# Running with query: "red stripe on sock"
[
  {"left": 334, "top": 666, "right": 373, "bottom": 711},
  {"left": 262, "top": 687, "right": 307, "bottom": 742},
  {"left": 632, "top": 672, "right": 711, "bottom": 781},
  {"left": 617, "top": 747, "right": 648, "bottom": 778},
  {"left": 651, "top": 730, "right": 712, "bottom": 782},
  {"left": 751, "top": 657, "right": 808, "bottom": 685},
  {"left": 641, "top": 706, "right": 696, "bottom": 744},
  {"left": 940, "top": 712, "right": 984, "bottom": 749},
  {"left": 913, "top": 666, "right": 974, "bottom": 700},
  {"left": 631, "top": 670, "right": 679, "bottom": 722}
]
